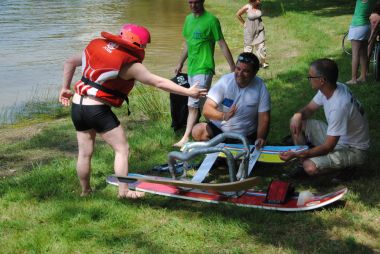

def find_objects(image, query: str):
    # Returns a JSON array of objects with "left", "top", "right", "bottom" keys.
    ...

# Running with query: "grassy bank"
[{"left": 1, "top": 0, "right": 379, "bottom": 253}]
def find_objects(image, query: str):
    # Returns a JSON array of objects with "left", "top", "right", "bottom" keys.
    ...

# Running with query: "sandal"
[{"left": 346, "top": 79, "right": 358, "bottom": 85}]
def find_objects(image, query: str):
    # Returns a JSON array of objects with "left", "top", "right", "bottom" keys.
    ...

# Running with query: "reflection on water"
[{"left": 0, "top": 0, "right": 188, "bottom": 107}]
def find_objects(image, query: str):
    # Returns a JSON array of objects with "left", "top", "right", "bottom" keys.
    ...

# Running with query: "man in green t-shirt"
[{"left": 174, "top": 0, "right": 235, "bottom": 148}]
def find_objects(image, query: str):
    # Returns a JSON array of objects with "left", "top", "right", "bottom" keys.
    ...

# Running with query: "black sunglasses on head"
[{"left": 237, "top": 55, "right": 256, "bottom": 64}]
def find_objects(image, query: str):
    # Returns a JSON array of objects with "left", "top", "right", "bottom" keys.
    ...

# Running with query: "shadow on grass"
[
  {"left": 0, "top": 145, "right": 378, "bottom": 253},
  {"left": 20, "top": 124, "right": 78, "bottom": 153},
  {"left": 112, "top": 195, "right": 376, "bottom": 253},
  {"left": 264, "top": 0, "right": 354, "bottom": 18},
  {"left": 265, "top": 43, "right": 380, "bottom": 174}
]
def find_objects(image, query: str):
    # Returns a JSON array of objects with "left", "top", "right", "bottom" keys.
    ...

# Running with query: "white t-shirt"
[
  {"left": 207, "top": 73, "right": 271, "bottom": 136},
  {"left": 312, "top": 82, "right": 370, "bottom": 150}
]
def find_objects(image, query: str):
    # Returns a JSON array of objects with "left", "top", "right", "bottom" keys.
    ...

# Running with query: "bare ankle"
[
  {"left": 173, "top": 138, "right": 189, "bottom": 148},
  {"left": 81, "top": 188, "right": 92, "bottom": 196}
]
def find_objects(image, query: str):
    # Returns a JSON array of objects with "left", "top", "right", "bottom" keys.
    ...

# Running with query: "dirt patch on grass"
[
  {"left": 0, "top": 123, "right": 48, "bottom": 145},
  {"left": 0, "top": 119, "right": 77, "bottom": 178}
]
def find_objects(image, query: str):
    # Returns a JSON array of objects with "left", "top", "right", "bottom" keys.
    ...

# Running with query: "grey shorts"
[
  {"left": 348, "top": 25, "right": 371, "bottom": 41},
  {"left": 304, "top": 119, "right": 368, "bottom": 172},
  {"left": 187, "top": 74, "right": 213, "bottom": 108}
]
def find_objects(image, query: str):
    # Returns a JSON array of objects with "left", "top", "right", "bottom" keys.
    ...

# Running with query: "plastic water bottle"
[{"left": 297, "top": 190, "right": 314, "bottom": 206}]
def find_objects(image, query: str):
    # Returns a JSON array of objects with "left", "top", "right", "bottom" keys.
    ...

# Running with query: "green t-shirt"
[
  {"left": 183, "top": 11, "right": 224, "bottom": 75},
  {"left": 351, "top": 0, "right": 376, "bottom": 26}
]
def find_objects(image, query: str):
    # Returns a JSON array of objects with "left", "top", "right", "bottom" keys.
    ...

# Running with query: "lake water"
[{"left": 0, "top": 0, "right": 189, "bottom": 108}]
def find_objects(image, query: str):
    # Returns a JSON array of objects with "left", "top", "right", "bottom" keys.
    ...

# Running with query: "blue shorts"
[
  {"left": 348, "top": 25, "right": 371, "bottom": 41},
  {"left": 71, "top": 103, "right": 120, "bottom": 133}
]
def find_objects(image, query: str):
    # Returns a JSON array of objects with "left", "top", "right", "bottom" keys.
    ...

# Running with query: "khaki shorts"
[
  {"left": 304, "top": 119, "right": 368, "bottom": 172},
  {"left": 188, "top": 74, "right": 213, "bottom": 108}
]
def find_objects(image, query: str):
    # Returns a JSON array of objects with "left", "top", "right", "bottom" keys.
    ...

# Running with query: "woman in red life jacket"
[{"left": 59, "top": 24, "right": 207, "bottom": 199}]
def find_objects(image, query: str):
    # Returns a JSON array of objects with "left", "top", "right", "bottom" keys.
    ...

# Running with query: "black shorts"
[
  {"left": 207, "top": 121, "right": 257, "bottom": 144},
  {"left": 71, "top": 103, "right": 120, "bottom": 133}
]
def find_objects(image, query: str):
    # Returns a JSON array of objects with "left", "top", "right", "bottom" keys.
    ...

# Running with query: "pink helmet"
[{"left": 119, "top": 24, "right": 151, "bottom": 48}]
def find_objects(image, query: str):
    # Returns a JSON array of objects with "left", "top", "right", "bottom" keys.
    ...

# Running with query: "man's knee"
[
  {"left": 192, "top": 123, "right": 209, "bottom": 141},
  {"left": 78, "top": 143, "right": 95, "bottom": 158},
  {"left": 303, "top": 159, "right": 318, "bottom": 175}
]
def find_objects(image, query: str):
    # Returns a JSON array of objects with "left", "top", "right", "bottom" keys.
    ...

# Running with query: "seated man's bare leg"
[
  {"left": 291, "top": 120, "right": 307, "bottom": 145},
  {"left": 192, "top": 122, "right": 212, "bottom": 141},
  {"left": 303, "top": 159, "right": 318, "bottom": 175}
]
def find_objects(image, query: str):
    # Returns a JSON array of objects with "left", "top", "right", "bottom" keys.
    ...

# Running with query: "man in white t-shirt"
[
  {"left": 280, "top": 58, "right": 370, "bottom": 176},
  {"left": 192, "top": 52, "right": 271, "bottom": 147}
]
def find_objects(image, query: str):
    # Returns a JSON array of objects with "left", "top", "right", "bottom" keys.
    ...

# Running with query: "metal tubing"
[
  {"left": 168, "top": 133, "right": 251, "bottom": 182},
  {"left": 168, "top": 147, "right": 237, "bottom": 182},
  {"left": 183, "top": 133, "right": 250, "bottom": 156}
]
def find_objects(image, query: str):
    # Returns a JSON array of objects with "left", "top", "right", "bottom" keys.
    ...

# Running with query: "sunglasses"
[
  {"left": 307, "top": 76, "right": 324, "bottom": 81},
  {"left": 238, "top": 55, "right": 256, "bottom": 64}
]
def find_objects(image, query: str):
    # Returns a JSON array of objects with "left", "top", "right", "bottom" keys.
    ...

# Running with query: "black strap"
[{"left": 81, "top": 76, "right": 130, "bottom": 115}]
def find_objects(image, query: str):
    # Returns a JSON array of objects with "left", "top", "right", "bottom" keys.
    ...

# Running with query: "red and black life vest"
[{"left": 74, "top": 32, "right": 145, "bottom": 107}]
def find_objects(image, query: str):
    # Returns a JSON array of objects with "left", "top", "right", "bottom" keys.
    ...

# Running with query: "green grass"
[{"left": 1, "top": 0, "right": 380, "bottom": 253}]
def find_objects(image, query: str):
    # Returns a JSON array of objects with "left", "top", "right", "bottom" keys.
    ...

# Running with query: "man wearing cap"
[
  {"left": 191, "top": 52, "right": 271, "bottom": 148},
  {"left": 59, "top": 24, "right": 207, "bottom": 199},
  {"left": 173, "top": 0, "right": 236, "bottom": 148}
]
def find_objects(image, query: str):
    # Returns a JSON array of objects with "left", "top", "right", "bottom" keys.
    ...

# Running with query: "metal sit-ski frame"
[{"left": 167, "top": 133, "right": 254, "bottom": 184}]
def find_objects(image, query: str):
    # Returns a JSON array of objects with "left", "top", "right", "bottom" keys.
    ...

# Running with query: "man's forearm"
[
  {"left": 257, "top": 112, "right": 270, "bottom": 139},
  {"left": 218, "top": 39, "right": 235, "bottom": 71}
]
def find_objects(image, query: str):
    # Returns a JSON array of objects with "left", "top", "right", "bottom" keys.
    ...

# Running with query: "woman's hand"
[
  {"left": 188, "top": 83, "right": 207, "bottom": 99},
  {"left": 59, "top": 88, "right": 74, "bottom": 106}
]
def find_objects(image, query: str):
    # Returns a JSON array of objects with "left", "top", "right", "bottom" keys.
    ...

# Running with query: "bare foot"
[
  {"left": 357, "top": 77, "right": 366, "bottom": 83},
  {"left": 173, "top": 138, "right": 188, "bottom": 148},
  {"left": 80, "top": 188, "right": 93, "bottom": 197},
  {"left": 118, "top": 190, "right": 145, "bottom": 199}
]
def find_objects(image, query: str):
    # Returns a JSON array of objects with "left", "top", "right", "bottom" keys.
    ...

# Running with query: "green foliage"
[
  {"left": 1, "top": 0, "right": 380, "bottom": 253},
  {"left": 130, "top": 83, "right": 171, "bottom": 121}
]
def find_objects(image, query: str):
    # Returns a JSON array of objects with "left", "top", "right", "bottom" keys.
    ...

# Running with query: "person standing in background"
[
  {"left": 346, "top": 0, "right": 377, "bottom": 85},
  {"left": 368, "top": 1, "right": 380, "bottom": 58},
  {"left": 173, "top": 0, "right": 235, "bottom": 148},
  {"left": 236, "top": 0, "right": 269, "bottom": 68}
]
